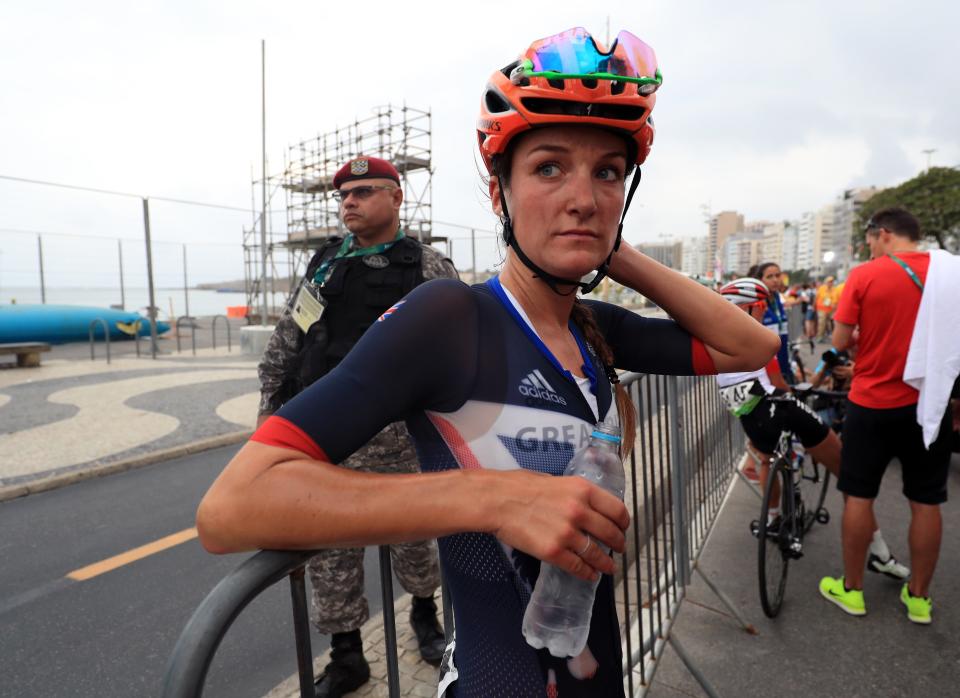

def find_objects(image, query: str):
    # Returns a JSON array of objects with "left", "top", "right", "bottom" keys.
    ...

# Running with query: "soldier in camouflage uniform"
[{"left": 256, "top": 156, "right": 457, "bottom": 698}]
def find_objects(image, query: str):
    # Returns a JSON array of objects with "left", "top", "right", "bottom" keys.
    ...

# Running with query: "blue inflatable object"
[{"left": 0, "top": 305, "right": 170, "bottom": 344}]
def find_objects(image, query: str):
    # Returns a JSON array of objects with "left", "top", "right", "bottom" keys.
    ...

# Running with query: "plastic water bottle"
[{"left": 522, "top": 419, "right": 625, "bottom": 657}]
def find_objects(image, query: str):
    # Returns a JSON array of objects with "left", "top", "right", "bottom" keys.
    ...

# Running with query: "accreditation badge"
[{"left": 291, "top": 283, "right": 327, "bottom": 334}]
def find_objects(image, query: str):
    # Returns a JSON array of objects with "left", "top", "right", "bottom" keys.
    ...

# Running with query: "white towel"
[{"left": 903, "top": 249, "right": 960, "bottom": 448}]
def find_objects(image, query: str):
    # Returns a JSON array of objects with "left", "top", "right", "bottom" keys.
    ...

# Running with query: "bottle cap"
[{"left": 590, "top": 430, "right": 621, "bottom": 444}]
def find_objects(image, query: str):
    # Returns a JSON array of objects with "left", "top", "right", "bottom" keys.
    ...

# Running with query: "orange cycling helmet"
[
  {"left": 478, "top": 28, "right": 662, "bottom": 295},
  {"left": 477, "top": 27, "right": 661, "bottom": 174}
]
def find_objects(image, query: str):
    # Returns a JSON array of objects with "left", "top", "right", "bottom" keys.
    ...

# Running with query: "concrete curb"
[{"left": 0, "top": 430, "right": 252, "bottom": 503}]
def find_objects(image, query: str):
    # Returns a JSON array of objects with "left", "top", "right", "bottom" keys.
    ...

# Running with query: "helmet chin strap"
[{"left": 499, "top": 166, "right": 643, "bottom": 296}]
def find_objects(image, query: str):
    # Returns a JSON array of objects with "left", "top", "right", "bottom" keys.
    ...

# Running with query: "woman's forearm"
[
  {"left": 608, "top": 245, "right": 780, "bottom": 370},
  {"left": 197, "top": 443, "right": 495, "bottom": 553},
  {"left": 197, "top": 442, "right": 631, "bottom": 580}
]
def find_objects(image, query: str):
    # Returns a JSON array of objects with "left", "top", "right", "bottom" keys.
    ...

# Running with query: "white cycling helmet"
[{"left": 719, "top": 277, "right": 770, "bottom": 307}]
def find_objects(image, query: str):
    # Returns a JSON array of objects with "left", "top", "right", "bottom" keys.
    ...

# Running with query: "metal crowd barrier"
[
  {"left": 210, "top": 314, "right": 232, "bottom": 352},
  {"left": 163, "top": 372, "right": 750, "bottom": 697},
  {"left": 618, "top": 372, "right": 752, "bottom": 697},
  {"left": 88, "top": 318, "right": 111, "bottom": 364},
  {"left": 786, "top": 301, "right": 805, "bottom": 340},
  {"left": 175, "top": 316, "right": 198, "bottom": 356}
]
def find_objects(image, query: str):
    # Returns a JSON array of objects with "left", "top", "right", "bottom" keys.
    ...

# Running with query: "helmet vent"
[
  {"left": 580, "top": 78, "right": 598, "bottom": 89},
  {"left": 484, "top": 89, "right": 511, "bottom": 114},
  {"left": 547, "top": 78, "right": 565, "bottom": 90},
  {"left": 520, "top": 97, "right": 645, "bottom": 122},
  {"left": 610, "top": 80, "right": 625, "bottom": 95}
]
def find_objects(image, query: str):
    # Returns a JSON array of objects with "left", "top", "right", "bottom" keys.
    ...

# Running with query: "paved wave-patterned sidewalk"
[{"left": 0, "top": 348, "right": 259, "bottom": 498}]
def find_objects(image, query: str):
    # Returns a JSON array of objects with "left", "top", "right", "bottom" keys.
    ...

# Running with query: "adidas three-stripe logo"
[{"left": 518, "top": 369, "right": 568, "bottom": 405}]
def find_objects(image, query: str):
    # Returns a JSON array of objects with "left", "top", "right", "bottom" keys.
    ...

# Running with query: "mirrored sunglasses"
[{"left": 518, "top": 27, "right": 662, "bottom": 95}]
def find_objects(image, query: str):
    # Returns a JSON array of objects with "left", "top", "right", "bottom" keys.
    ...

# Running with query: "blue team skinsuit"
[
  {"left": 253, "top": 277, "right": 713, "bottom": 697},
  {"left": 762, "top": 293, "right": 792, "bottom": 380}
]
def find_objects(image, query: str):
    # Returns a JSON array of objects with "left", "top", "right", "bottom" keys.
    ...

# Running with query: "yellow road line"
[{"left": 66, "top": 527, "right": 198, "bottom": 582}]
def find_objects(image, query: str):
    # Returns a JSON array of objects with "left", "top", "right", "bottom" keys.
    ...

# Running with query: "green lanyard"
[
  {"left": 887, "top": 253, "right": 924, "bottom": 292},
  {"left": 313, "top": 230, "right": 404, "bottom": 284}
]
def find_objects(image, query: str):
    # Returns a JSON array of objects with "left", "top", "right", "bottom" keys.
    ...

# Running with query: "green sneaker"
[
  {"left": 819, "top": 575, "right": 866, "bottom": 616},
  {"left": 900, "top": 584, "right": 932, "bottom": 624}
]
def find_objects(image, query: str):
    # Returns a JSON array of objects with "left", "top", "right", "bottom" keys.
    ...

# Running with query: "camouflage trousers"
[{"left": 308, "top": 421, "right": 441, "bottom": 635}]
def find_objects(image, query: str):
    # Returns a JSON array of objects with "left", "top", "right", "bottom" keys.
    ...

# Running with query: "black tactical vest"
[{"left": 297, "top": 235, "right": 423, "bottom": 389}]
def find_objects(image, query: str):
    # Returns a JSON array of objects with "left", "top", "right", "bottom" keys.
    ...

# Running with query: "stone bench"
[{"left": 0, "top": 342, "right": 52, "bottom": 368}]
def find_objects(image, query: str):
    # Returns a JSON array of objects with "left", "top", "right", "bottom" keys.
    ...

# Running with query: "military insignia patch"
[
  {"left": 363, "top": 254, "right": 390, "bottom": 269},
  {"left": 350, "top": 158, "right": 369, "bottom": 176}
]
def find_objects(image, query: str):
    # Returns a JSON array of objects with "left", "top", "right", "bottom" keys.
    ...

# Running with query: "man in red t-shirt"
[{"left": 819, "top": 207, "right": 953, "bottom": 625}]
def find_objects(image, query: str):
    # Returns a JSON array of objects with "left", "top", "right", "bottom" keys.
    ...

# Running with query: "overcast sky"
[{"left": 1, "top": 0, "right": 957, "bottom": 289}]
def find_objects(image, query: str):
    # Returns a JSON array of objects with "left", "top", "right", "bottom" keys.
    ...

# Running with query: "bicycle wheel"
[
  {"left": 798, "top": 457, "right": 830, "bottom": 533},
  {"left": 758, "top": 460, "right": 791, "bottom": 618}
]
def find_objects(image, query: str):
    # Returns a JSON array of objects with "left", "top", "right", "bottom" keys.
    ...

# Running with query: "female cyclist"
[
  {"left": 198, "top": 28, "right": 778, "bottom": 697},
  {"left": 753, "top": 261, "right": 794, "bottom": 383}
]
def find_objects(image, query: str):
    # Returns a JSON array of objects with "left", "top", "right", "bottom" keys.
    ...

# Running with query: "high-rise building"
[
  {"left": 680, "top": 236, "right": 709, "bottom": 277},
  {"left": 761, "top": 222, "right": 785, "bottom": 266},
  {"left": 829, "top": 186, "right": 883, "bottom": 271},
  {"left": 797, "top": 211, "right": 816, "bottom": 270},
  {"left": 637, "top": 241, "right": 684, "bottom": 270},
  {"left": 707, "top": 211, "right": 744, "bottom": 277},
  {"left": 721, "top": 230, "right": 763, "bottom": 276},
  {"left": 782, "top": 221, "right": 799, "bottom": 271},
  {"left": 814, "top": 204, "right": 834, "bottom": 270}
]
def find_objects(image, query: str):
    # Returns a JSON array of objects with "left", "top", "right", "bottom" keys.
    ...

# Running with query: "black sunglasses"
[{"left": 332, "top": 185, "right": 396, "bottom": 203}]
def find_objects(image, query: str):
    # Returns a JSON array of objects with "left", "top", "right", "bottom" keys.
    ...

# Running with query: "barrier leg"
[
  {"left": 288, "top": 567, "right": 316, "bottom": 696},
  {"left": 693, "top": 564, "right": 757, "bottom": 635},
  {"left": 666, "top": 633, "right": 722, "bottom": 698},
  {"left": 378, "top": 546, "right": 401, "bottom": 698}
]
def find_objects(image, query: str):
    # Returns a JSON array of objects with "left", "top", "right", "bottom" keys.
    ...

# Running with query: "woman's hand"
[{"left": 486, "top": 470, "right": 630, "bottom": 581}]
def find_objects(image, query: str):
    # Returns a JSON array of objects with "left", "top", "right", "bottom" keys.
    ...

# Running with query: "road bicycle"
[{"left": 750, "top": 385, "right": 847, "bottom": 617}]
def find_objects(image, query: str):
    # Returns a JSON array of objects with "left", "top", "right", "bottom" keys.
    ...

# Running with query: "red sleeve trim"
[
  {"left": 250, "top": 415, "right": 329, "bottom": 462},
  {"left": 765, "top": 356, "right": 781, "bottom": 377},
  {"left": 691, "top": 338, "right": 717, "bottom": 376}
]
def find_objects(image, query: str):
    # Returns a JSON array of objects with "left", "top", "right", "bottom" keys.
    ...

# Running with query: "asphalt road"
[{"left": 0, "top": 444, "right": 397, "bottom": 698}]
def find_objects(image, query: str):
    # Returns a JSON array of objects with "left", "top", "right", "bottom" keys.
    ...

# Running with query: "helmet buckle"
[{"left": 509, "top": 64, "right": 528, "bottom": 85}]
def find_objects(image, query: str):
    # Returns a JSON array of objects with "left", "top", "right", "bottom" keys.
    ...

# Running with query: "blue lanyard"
[{"left": 486, "top": 276, "right": 599, "bottom": 395}]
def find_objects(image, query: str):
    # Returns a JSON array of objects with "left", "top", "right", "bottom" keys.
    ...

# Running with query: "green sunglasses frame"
[{"left": 520, "top": 58, "right": 663, "bottom": 87}]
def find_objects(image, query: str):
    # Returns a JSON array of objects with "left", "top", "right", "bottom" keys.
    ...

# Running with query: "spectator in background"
[
  {"left": 815, "top": 276, "right": 838, "bottom": 343},
  {"left": 820, "top": 206, "right": 954, "bottom": 624},
  {"left": 800, "top": 283, "right": 817, "bottom": 340},
  {"left": 755, "top": 262, "right": 794, "bottom": 383}
]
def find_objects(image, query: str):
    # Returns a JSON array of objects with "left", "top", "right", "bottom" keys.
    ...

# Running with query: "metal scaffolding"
[{"left": 242, "top": 105, "right": 434, "bottom": 321}]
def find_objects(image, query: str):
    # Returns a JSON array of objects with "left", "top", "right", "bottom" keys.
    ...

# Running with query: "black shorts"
[
  {"left": 740, "top": 392, "right": 830, "bottom": 455},
  {"left": 839, "top": 401, "right": 952, "bottom": 505}
]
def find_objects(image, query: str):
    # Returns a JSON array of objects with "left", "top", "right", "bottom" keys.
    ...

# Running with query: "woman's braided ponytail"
[{"left": 570, "top": 301, "right": 637, "bottom": 457}]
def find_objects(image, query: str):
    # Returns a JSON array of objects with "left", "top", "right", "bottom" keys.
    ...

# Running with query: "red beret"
[{"left": 332, "top": 156, "right": 401, "bottom": 189}]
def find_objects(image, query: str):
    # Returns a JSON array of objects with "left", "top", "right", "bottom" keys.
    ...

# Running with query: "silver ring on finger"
[{"left": 578, "top": 535, "right": 592, "bottom": 556}]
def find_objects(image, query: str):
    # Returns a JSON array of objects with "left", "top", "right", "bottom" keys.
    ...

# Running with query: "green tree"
[
  {"left": 854, "top": 166, "right": 960, "bottom": 258},
  {"left": 785, "top": 268, "right": 812, "bottom": 285}
]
